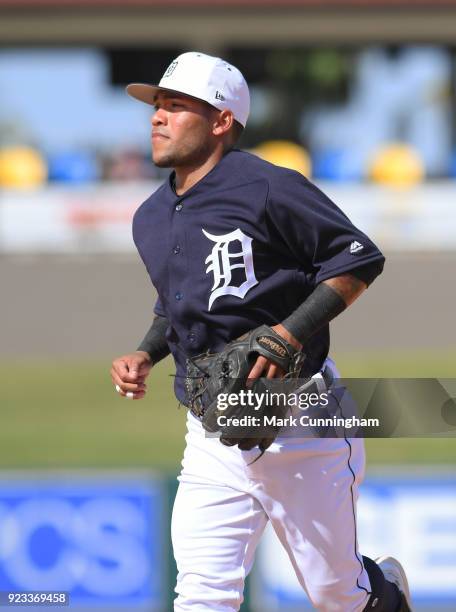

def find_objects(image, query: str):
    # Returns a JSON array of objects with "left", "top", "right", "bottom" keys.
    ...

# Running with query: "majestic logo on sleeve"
[
  {"left": 202, "top": 228, "right": 259, "bottom": 311},
  {"left": 350, "top": 240, "right": 364, "bottom": 254}
]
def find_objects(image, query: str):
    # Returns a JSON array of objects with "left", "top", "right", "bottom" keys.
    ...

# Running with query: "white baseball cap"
[{"left": 126, "top": 51, "right": 250, "bottom": 128}]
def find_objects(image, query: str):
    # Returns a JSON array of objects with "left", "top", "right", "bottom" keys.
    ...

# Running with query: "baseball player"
[{"left": 111, "top": 52, "right": 413, "bottom": 611}]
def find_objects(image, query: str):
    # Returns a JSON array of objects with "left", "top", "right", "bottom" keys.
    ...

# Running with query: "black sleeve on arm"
[
  {"left": 137, "top": 315, "right": 171, "bottom": 364},
  {"left": 281, "top": 283, "right": 347, "bottom": 345},
  {"left": 349, "top": 259, "right": 385, "bottom": 287}
]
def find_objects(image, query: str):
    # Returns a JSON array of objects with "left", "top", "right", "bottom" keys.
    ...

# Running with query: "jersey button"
[
  {"left": 175, "top": 292, "right": 183, "bottom": 301},
  {"left": 175, "top": 202, "right": 183, "bottom": 211},
  {"left": 173, "top": 245, "right": 181, "bottom": 254}
]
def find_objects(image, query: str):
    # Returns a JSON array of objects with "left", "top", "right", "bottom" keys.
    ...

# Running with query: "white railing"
[{"left": 1, "top": 181, "right": 455, "bottom": 253}]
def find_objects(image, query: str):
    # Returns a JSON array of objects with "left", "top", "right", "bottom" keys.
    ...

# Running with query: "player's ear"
[{"left": 212, "top": 110, "right": 234, "bottom": 137}]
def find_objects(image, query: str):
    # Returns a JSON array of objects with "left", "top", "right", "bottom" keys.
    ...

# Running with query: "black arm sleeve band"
[
  {"left": 281, "top": 283, "right": 346, "bottom": 345},
  {"left": 349, "top": 259, "right": 385, "bottom": 287},
  {"left": 137, "top": 315, "right": 171, "bottom": 364}
]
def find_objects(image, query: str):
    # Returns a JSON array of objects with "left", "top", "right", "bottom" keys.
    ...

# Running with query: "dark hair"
[{"left": 231, "top": 120, "right": 244, "bottom": 145}]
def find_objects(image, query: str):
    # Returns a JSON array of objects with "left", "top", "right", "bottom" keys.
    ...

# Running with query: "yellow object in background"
[
  {"left": 252, "top": 140, "right": 312, "bottom": 177},
  {"left": 0, "top": 147, "right": 47, "bottom": 189},
  {"left": 370, "top": 144, "right": 424, "bottom": 188}
]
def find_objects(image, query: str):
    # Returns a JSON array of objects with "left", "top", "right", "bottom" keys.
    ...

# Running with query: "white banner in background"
[
  {"left": 1, "top": 181, "right": 456, "bottom": 253},
  {"left": 0, "top": 182, "right": 158, "bottom": 253}
]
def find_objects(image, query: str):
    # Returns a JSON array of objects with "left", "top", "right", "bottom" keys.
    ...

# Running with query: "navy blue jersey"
[{"left": 133, "top": 149, "right": 384, "bottom": 403}]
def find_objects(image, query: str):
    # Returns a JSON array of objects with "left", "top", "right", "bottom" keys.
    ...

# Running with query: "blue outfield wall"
[
  {"left": 0, "top": 471, "right": 454, "bottom": 611},
  {"left": 0, "top": 473, "right": 167, "bottom": 611}
]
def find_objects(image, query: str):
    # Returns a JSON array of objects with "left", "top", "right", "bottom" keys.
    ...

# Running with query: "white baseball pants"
[{"left": 172, "top": 360, "right": 372, "bottom": 611}]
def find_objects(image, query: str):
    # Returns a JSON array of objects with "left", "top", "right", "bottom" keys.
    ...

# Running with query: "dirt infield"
[{"left": 2, "top": 251, "right": 455, "bottom": 358}]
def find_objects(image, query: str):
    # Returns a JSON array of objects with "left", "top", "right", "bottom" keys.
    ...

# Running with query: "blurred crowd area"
[{"left": 1, "top": 45, "right": 455, "bottom": 189}]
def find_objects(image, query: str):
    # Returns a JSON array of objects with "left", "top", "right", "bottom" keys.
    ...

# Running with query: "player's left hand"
[{"left": 247, "top": 324, "right": 303, "bottom": 384}]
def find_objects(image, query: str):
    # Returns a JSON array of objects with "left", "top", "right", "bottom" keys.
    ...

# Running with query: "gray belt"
[{"left": 293, "top": 363, "right": 335, "bottom": 397}]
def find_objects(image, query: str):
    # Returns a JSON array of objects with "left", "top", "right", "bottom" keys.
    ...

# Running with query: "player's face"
[{"left": 151, "top": 91, "right": 217, "bottom": 168}]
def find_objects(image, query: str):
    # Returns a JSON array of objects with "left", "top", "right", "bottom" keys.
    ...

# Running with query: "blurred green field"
[{"left": 1, "top": 350, "right": 455, "bottom": 471}]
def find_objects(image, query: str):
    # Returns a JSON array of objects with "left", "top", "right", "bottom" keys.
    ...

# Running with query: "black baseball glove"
[{"left": 185, "top": 324, "right": 306, "bottom": 458}]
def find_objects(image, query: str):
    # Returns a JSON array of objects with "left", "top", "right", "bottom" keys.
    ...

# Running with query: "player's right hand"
[{"left": 110, "top": 351, "right": 153, "bottom": 400}]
